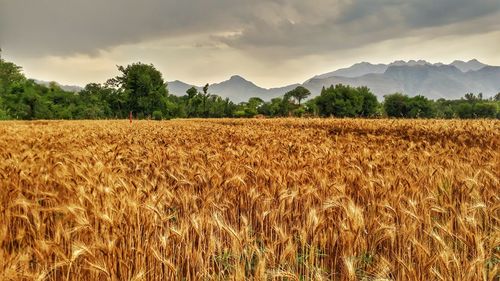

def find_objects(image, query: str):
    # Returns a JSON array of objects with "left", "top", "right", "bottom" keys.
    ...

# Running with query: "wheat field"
[{"left": 0, "top": 119, "right": 498, "bottom": 281}]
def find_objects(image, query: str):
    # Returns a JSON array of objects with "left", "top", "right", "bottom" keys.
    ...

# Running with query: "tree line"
[{"left": 0, "top": 58, "right": 498, "bottom": 120}]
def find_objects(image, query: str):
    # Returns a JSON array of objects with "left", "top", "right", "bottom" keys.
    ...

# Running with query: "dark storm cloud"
[
  {"left": 0, "top": 0, "right": 253, "bottom": 56},
  {"left": 406, "top": 0, "right": 500, "bottom": 27},
  {"left": 1, "top": 0, "right": 499, "bottom": 58},
  {"left": 218, "top": 0, "right": 500, "bottom": 54}
]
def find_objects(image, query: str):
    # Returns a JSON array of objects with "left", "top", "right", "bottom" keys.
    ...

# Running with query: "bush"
[
  {"left": 0, "top": 108, "right": 10, "bottom": 120},
  {"left": 456, "top": 103, "right": 474, "bottom": 119},
  {"left": 440, "top": 106, "right": 455, "bottom": 119},
  {"left": 152, "top": 110, "right": 163, "bottom": 120},
  {"left": 474, "top": 103, "right": 497, "bottom": 118},
  {"left": 383, "top": 93, "right": 410, "bottom": 118},
  {"left": 233, "top": 110, "right": 246, "bottom": 118},
  {"left": 293, "top": 107, "right": 306, "bottom": 117}
]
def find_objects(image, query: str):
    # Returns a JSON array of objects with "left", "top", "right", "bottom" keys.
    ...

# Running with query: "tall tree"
[
  {"left": 186, "top": 87, "right": 198, "bottom": 99},
  {"left": 201, "top": 84, "right": 210, "bottom": 117},
  {"left": 0, "top": 57, "right": 26, "bottom": 97},
  {"left": 108, "top": 63, "right": 168, "bottom": 118},
  {"left": 357, "top": 86, "right": 379, "bottom": 117},
  {"left": 285, "top": 86, "right": 311, "bottom": 105}
]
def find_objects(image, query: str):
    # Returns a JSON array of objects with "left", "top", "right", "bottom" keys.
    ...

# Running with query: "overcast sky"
[{"left": 1, "top": 0, "right": 499, "bottom": 88}]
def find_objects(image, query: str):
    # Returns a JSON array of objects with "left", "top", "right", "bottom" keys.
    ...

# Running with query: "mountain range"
[{"left": 168, "top": 59, "right": 500, "bottom": 102}]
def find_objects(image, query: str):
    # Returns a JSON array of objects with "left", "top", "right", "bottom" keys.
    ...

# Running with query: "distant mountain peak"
[
  {"left": 389, "top": 60, "right": 431, "bottom": 66},
  {"left": 223, "top": 75, "right": 257, "bottom": 88},
  {"left": 450, "top": 59, "right": 486, "bottom": 72},
  {"left": 355, "top": 61, "right": 374, "bottom": 66},
  {"left": 168, "top": 75, "right": 298, "bottom": 103},
  {"left": 171, "top": 80, "right": 191, "bottom": 85},
  {"left": 452, "top": 58, "right": 481, "bottom": 63},
  {"left": 229, "top": 75, "right": 247, "bottom": 81}
]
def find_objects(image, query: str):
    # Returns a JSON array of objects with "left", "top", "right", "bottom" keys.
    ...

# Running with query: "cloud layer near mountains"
[{"left": 1, "top": 0, "right": 499, "bottom": 58}]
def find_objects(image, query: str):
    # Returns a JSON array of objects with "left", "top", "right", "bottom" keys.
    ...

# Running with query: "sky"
[{"left": 1, "top": 0, "right": 499, "bottom": 88}]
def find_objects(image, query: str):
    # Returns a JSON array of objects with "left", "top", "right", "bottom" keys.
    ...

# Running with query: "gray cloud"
[
  {"left": 218, "top": 0, "right": 500, "bottom": 56},
  {"left": 406, "top": 0, "right": 500, "bottom": 27},
  {"left": 0, "top": 0, "right": 252, "bottom": 56},
  {"left": 1, "top": 0, "right": 499, "bottom": 59}
]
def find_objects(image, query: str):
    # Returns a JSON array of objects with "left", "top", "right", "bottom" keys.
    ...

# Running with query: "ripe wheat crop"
[{"left": 0, "top": 119, "right": 499, "bottom": 280}]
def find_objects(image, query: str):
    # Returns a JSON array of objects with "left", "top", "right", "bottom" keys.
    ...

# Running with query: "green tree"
[
  {"left": 285, "top": 86, "right": 311, "bottom": 105},
  {"left": 384, "top": 93, "right": 410, "bottom": 118},
  {"left": 152, "top": 110, "right": 163, "bottom": 120},
  {"left": 78, "top": 83, "right": 113, "bottom": 119},
  {"left": 474, "top": 103, "right": 497, "bottom": 118},
  {"left": 201, "top": 84, "right": 210, "bottom": 117},
  {"left": 315, "top": 84, "right": 372, "bottom": 117},
  {"left": 259, "top": 97, "right": 289, "bottom": 117},
  {"left": 407, "top": 95, "right": 435, "bottom": 118},
  {"left": 0, "top": 58, "right": 26, "bottom": 97},
  {"left": 456, "top": 103, "right": 474, "bottom": 119},
  {"left": 186, "top": 87, "right": 198, "bottom": 99},
  {"left": 163, "top": 98, "right": 184, "bottom": 119},
  {"left": 245, "top": 97, "right": 264, "bottom": 116},
  {"left": 108, "top": 63, "right": 168, "bottom": 118},
  {"left": 357, "top": 86, "right": 379, "bottom": 117},
  {"left": 222, "top": 98, "right": 236, "bottom": 117},
  {"left": 493, "top": 92, "right": 500, "bottom": 102},
  {"left": 202, "top": 84, "right": 209, "bottom": 96},
  {"left": 0, "top": 96, "right": 10, "bottom": 119},
  {"left": 185, "top": 87, "right": 201, "bottom": 117},
  {"left": 305, "top": 98, "right": 319, "bottom": 116},
  {"left": 464, "top": 92, "right": 482, "bottom": 102}
]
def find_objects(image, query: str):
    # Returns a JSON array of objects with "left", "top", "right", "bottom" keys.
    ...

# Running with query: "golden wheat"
[{"left": 0, "top": 119, "right": 498, "bottom": 281}]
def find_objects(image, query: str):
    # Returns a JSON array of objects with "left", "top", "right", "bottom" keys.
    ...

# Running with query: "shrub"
[{"left": 152, "top": 110, "right": 163, "bottom": 120}]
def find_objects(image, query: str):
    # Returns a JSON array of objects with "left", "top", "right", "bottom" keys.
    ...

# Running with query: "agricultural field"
[{"left": 0, "top": 119, "right": 498, "bottom": 281}]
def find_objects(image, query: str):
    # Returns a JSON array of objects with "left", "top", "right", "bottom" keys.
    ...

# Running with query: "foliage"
[
  {"left": 182, "top": 85, "right": 236, "bottom": 118},
  {"left": 358, "top": 86, "right": 379, "bottom": 117},
  {"left": 285, "top": 86, "right": 311, "bottom": 105},
  {"left": 0, "top": 58, "right": 26, "bottom": 96},
  {"left": 152, "top": 110, "right": 163, "bottom": 120},
  {"left": 434, "top": 94, "right": 498, "bottom": 119},
  {"left": 383, "top": 93, "right": 410, "bottom": 117},
  {"left": 313, "top": 84, "right": 379, "bottom": 117},
  {"left": 385, "top": 94, "right": 450, "bottom": 119},
  {"left": 407, "top": 95, "right": 435, "bottom": 118},
  {"left": 0, "top": 97, "right": 10, "bottom": 120},
  {"left": 108, "top": 63, "right": 168, "bottom": 118}
]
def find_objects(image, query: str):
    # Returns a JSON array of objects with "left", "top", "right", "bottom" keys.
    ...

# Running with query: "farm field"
[{"left": 0, "top": 119, "right": 499, "bottom": 281}]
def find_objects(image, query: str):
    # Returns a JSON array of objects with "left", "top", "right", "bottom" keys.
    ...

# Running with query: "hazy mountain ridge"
[
  {"left": 311, "top": 62, "right": 388, "bottom": 79},
  {"left": 168, "top": 75, "right": 299, "bottom": 103},
  {"left": 168, "top": 59, "right": 499, "bottom": 101},
  {"left": 450, "top": 59, "right": 487, "bottom": 72},
  {"left": 304, "top": 63, "right": 499, "bottom": 100},
  {"left": 33, "top": 79, "right": 83, "bottom": 92},
  {"left": 312, "top": 59, "right": 488, "bottom": 80}
]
